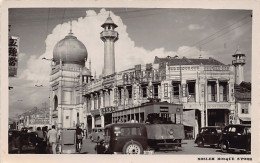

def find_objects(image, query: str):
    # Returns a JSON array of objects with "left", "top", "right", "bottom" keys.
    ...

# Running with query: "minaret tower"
[
  {"left": 232, "top": 47, "right": 246, "bottom": 84},
  {"left": 100, "top": 14, "right": 119, "bottom": 76}
]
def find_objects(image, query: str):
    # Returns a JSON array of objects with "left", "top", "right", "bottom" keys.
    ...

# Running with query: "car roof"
[
  {"left": 225, "top": 124, "right": 251, "bottom": 127},
  {"left": 201, "top": 126, "right": 222, "bottom": 129}
]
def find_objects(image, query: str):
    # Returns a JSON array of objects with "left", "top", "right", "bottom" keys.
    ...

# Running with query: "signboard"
[
  {"left": 207, "top": 103, "right": 231, "bottom": 109},
  {"left": 101, "top": 107, "right": 118, "bottom": 114},
  {"left": 9, "top": 36, "right": 19, "bottom": 77}
]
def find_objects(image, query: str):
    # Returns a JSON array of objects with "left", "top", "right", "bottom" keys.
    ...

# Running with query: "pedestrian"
[
  {"left": 35, "top": 127, "right": 44, "bottom": 153},
  {"left": 76, "top": 124, "right": 83, "bottom": 152},
  {"left": 42, "top": 126, "right": 48, "bottom": 153},
  {"left": 47, "top": 125, "right": 58, "bottom": 154}
]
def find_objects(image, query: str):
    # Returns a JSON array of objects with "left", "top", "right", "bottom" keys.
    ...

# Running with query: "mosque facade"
[{"left": 49, "top": 15, "right": 249, "bottom": 137}]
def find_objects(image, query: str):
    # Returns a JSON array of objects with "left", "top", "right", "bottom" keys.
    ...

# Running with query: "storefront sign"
[
  {"left": 101, "top": 107, "right": 118, "bottom": 114},
  {"left": 160, "top": 107, "right": 169, "bottom": 113},
  {"left": 207, "top": 103, "right": 231, "bottom": 109},
  {"left": 9, "top": 36, "right": 19, "bottom": 77}
]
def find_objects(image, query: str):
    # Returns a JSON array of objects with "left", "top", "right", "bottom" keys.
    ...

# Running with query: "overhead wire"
[{"left": 177, "top": 13, "right": 252, "bottom": 55}]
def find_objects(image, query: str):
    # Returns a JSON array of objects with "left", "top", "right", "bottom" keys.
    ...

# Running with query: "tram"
[{"left": 111, "top": 101, "right": 185, "bottom": 151}]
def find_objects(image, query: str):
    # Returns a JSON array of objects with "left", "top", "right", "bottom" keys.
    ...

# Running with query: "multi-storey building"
[
  {"left": 17, "top": 108, "right": 50, "bottom": 131},
  {"left": 49, "top": 15, "right": 249, "bottom": 138}
]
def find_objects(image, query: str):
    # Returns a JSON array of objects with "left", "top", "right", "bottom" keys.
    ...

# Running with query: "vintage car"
[
  {"left": 89, "top": 127, "right": 104, "bottom": 143},
  {"left": 219, "top": 124, "right": 251, "bottom": 153},
  {"left": 98, "top": 123, "right": 148, "bottom": 154},
  {"left": 195, "top": 126, "right": 222, "bottom": 148}
]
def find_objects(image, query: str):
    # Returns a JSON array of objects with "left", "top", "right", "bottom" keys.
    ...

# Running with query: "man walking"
[{"left": 47, "top": 125, "right": 58, "bottom": 154}]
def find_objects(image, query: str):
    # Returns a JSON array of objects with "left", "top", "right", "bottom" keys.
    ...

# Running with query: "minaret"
[
  {"left": 232, "top": 47, "right": 246, "bottom": 84},
  {"left": 100, "top": 14, "right": 119, "bottom": 76}
]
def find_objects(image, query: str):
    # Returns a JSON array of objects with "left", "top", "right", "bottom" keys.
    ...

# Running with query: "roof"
[
  {"left": 232, "top": 49, "right": 245, "bottom": 57},
  {"left": 234, "top": 82, "right": 251, "bottom": 101},
  {"left": 101, "top": 16, "right": 118, "bottom": 28},
  {"left": 154, "top": 56, "right": 225, "bottom": 66}
]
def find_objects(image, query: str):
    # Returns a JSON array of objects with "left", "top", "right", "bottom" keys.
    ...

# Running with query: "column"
[
  {"left": 100, "top": 91, "right": 104, "bottom": 108},
  {"left": 91, "top": 116, "right": 95, "bottom": 128},
  {"left": 195, "top": 79, "right": 199, "bottom": 103},
  {"left": 200, "top": 110, "right": 205, "bottom": 127},
  {"left": 216, "top": 80, "right": 219, "bottom": 102},
  {"left": 58, "top": 106, "right": 62, "bottom": 129},
  {"left": 101, "top": 115, "right": 105, "bottom": 128}
]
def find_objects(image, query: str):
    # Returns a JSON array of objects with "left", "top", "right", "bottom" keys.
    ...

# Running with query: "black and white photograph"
[{"left": 1, "top": 0, "right": 260, "bottom": 162}]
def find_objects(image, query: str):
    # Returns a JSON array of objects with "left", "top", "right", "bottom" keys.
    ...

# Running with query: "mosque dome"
[{"left": 53, "top": 33, "right": 88, "bottom": 66}]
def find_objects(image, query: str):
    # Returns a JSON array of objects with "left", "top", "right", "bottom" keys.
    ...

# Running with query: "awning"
[{"left": 239, "top": 117, "right": 251, "bottom": 122}]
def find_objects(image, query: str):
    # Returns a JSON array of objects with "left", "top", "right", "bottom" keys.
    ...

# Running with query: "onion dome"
[{"left": 53, "top": 33, "right": 88, "bottom": 66}]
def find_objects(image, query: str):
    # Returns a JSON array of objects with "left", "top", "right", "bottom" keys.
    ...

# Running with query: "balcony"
[
  {"left": 232, "top": 59, "right": 245, "bottom": 65},
  {"left": 100, "top": 31, "right": 118, "bottom": 38}
]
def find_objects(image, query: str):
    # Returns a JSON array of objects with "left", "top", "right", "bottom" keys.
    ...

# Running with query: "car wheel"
[
  {"left": 123, "top": 141, "right": 144, "bottom": 154},
  {"left": 221, "top": 141, "right": 229, "bottom": 153},
  {"left": 197, "top": 139, "right": 204, "bottom": 147}
]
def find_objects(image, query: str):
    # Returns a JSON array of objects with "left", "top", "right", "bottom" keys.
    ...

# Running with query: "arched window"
[{"left": 54, "top": 95, "right": 58, "bottom": 111}]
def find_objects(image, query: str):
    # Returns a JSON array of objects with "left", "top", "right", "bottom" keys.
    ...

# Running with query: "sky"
[{"left": 8, "top": 8, "right": 252, "bottom": 118}]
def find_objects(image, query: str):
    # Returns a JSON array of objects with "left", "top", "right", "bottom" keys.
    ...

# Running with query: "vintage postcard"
[{"left": 1, "top": 0, "right": 259, "bottom": 163}]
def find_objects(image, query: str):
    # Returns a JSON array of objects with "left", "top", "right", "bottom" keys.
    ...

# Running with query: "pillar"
[
  {"left": 216, "top": 80, "right": 219, "bottom": 102},
  {"left": 195, "top": 79, "right": 199, "bottom": 102},
  {"left": 101, "top": 115, "right": 105, "bottom": 128},
  {"left": 91, "top": 116, "right": 95, "bottom": 128},
  {"left": 200, "top": 110, "right": 205, "bottom": 127}
]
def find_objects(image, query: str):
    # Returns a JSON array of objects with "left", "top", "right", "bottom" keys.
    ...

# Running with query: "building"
[
  {"left": 17, "top": 108, "right": 50, "bottom": 131},
  {"left": 234, "top": 82, "right": 251, "bottom": 124},
  {"left": 49, "top": 15, "right": 249, "bottom": 138}
]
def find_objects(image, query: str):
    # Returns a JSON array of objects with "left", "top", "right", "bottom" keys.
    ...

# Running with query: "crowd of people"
[{"left": 9, "top": 125, "right": 85, "bottom": 154}]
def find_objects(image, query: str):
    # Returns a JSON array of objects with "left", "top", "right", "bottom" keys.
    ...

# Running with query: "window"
[
  {"left": 219, "top": 82, "right": 228, "bottom": 102},
  {"left": 241, "top": 103, "right": 249, "bottom": 114},
  {"left": 127, "top": 86, "right": 132, "bottom": 99},
  {"left": 142, "top": 85, "right": 147, "bottom": 98},
  {"left": 66, "top": 116, "right": 69, "bottom": 119},
  {"left": 120, "top": 127, "right": 141, "bottom": 136},
  {"left": 154, "top": 85, "right": 159, "bottom": 97},
  {"left": 172, "top": 81, "right": 180, "bottom": 96},
  {"left": 229, "top": 127, "right": 236, "bottom": 133},
  {"left": 187, "top": 81, "right": 196, "bottom": 102},
  {"left": 208, "top": 81, "right": 217, "bottom": 102}
]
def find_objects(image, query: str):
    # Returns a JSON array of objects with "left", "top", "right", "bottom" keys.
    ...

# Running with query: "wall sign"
[{"left": 9, "top": 36, "right": 19, "bottom": 77}]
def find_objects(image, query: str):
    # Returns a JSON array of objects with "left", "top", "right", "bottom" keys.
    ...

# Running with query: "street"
[{"left": 80, "top": 138, "right": 230, "bottom": 155}]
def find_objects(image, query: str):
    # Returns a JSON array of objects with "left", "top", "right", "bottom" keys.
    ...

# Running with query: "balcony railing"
[{"left": 232, "top": 59, "right": 245, "bottom": 65}]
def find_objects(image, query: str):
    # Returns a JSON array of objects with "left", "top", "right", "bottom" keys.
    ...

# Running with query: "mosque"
[{"left": 49, "top": 15, "right": 250, "bottom": 137}]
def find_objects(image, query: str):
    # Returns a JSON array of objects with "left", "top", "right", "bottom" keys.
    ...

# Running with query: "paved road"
[{"left": 79, "top": 138, "right": 231, "bottom": 155}]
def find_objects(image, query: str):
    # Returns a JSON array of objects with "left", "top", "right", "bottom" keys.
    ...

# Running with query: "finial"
[
  {"left": 69, "top": 19, "right": 73, "bottom": 34},
  {"left": 199, "top": 46, "right": 202, "bottom": 59},
  {"left": 237, "top": 45, "right": 240, "bottom": 51}
]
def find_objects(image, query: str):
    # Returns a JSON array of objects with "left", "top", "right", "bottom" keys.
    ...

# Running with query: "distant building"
[
  {"left": 17, "top": 108, "right": 50, "bottom": 131},
  {"left": 49, "top": 15, "right": 250, "bottom": 138},
  {"left": 234, "top": 82, "right": 251, "bottom": 124}
]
